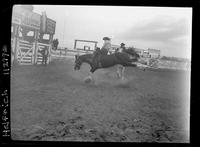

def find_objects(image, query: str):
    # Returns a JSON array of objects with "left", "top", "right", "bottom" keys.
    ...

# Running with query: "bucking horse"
[{"left": 74, "top": 47, "right": 146, "bottom": 83}]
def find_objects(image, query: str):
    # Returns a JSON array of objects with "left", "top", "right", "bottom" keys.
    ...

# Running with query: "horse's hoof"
[{"left": 84, "top": 76, "right": 92, "bottom": 83}]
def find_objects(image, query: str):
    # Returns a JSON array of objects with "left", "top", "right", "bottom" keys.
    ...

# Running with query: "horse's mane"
[
  {"left": 122, "top": 47, "right": 139, "bottom": 57},
  {"left": 80, "top": 53, "right": 93, "bottom": 58}
]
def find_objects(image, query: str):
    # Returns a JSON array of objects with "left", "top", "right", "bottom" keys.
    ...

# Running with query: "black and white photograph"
[{"left": 10, "top": 5, "right": 191, "bottom": 142}]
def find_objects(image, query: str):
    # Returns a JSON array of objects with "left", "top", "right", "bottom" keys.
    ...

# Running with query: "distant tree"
[
  {"left": 161, "top": 56, "right": 188, "bottom": 62},
  {"left": 161, "top": 56, "right": 168, "bottom": 60}
]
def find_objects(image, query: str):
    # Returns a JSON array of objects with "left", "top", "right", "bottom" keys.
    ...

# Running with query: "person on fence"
[
  {"left": 52, "top": 39, "right": 56, "bottom": 50},
  {"left": 41, "top": 46, "right": 49, "bottom": 64},
  {"left": 53, "top": 38, "right": 59, "bottom": 50}
]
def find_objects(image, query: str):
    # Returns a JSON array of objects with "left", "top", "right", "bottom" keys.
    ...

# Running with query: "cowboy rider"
[
  {"left": 101, "top": 37, "right": 112, "bottom": 55},
  {"left": 115, "top": 42, "right": 126, "bottom": 53},
  {"left": 92, "top": 37, "right": 112, "bottom": 67}
]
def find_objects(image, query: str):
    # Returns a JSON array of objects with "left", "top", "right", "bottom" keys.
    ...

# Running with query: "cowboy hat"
[
  {"left": 120, "top": 43, "right": 125, "bottom": 46},
  {"left": 103, "top": 37, "right": 111, "bottom": 41}
]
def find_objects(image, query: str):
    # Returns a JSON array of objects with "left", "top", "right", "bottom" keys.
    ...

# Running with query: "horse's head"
[
  {"left": 126, "top": 47, "right": 140, "bottom": 61},
  {"left": 74, "top": 54, "right": 93, "bottom": 70},
  {"left": 74, "top": 54, "right": 82, "bottom": 70}
]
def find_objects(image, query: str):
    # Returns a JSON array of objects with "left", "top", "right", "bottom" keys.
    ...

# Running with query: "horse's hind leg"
[
  {"left": 116, "top": 65, "right": 121, "bottom": 78},
  {"left": 88, "top": 69, "right": 98, "bottom": 85},
  {"left": 117, "top": 65, "right": 124, "bottom": 78},
  {"left": 121, "top": 66, "right": 125, "bottom": 80}
]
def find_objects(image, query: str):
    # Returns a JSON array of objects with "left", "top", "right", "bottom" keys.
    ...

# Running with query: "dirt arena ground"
[{"left": 11, "top": 58, "right": 190, "bottom": 142}]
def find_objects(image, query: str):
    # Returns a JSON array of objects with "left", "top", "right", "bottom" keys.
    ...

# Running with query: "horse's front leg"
[
  {"left": 87, "top": 72, "right": 92, "bottom": 78},
  {"left": 88, "top": 68, "right": 97, "bottom": 85},
  {"left": 84, "top": 71, "right": 94, "bottom": 84}
]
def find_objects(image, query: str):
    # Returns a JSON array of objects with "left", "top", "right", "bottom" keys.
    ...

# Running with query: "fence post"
[
  {"left": 49, "top": 34, "right": 53, "bottom": 64},
  {"left": 13, "top": 25, "right": 20, "bottom": 65},
  {"left": 65, "top": 48, "right": 67, "bottom": 55},
  {"left": 33, "top": 31, "right": 39, "bottom": 64},
  {"left": 74, "top": 40, "right": 77, "bottom": 49}
]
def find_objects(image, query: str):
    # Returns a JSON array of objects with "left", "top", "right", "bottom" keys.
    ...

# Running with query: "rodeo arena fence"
[
  {"left": 11, "top": 5, "right": 55, "bottom": 65},
  {"left": 52, "top": 42, "right": 190, "bottom": 71},
  {"left": 51, "top": 39, "right": 97, "bottom": 60}
]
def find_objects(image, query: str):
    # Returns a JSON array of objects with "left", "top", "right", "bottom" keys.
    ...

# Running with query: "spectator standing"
[{"left": 41, "top": 46, "right": 49, "bottom": 64}]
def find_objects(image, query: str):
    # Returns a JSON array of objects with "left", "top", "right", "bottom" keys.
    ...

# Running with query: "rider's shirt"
[
  {"left": 101, "top": 41, "right": 111, "bottom": 55},
  {"left": 100, "top": 48, "right": 108, "bottom": 55},
  {"left": 118, "top": 47, "right": 123, "bottom": 52}
]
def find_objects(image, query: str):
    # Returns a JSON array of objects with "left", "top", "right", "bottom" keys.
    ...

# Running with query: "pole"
[
  {"left": 33, "top": 31, "right": 39, "bottom": 64},
  {"left": 74, "top": 40, "right": 77, "bottom": 49},
  {"left": 49, "top": 34, "right": 53, "bottom": 63},
  {"left": 94, "top": 42, "right": 97, "bottom": 49},
  {"left": 62, "top": 16, "right": 66, "bottom": 48}
]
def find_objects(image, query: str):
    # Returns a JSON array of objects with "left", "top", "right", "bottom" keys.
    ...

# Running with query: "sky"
[{"left": 32, "top": 5, "right": 192, "bottom": 59}]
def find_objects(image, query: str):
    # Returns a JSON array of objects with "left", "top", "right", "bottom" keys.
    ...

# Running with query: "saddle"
[{"left": 93, "top": 52, "right": 104, "bottom": 68}]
